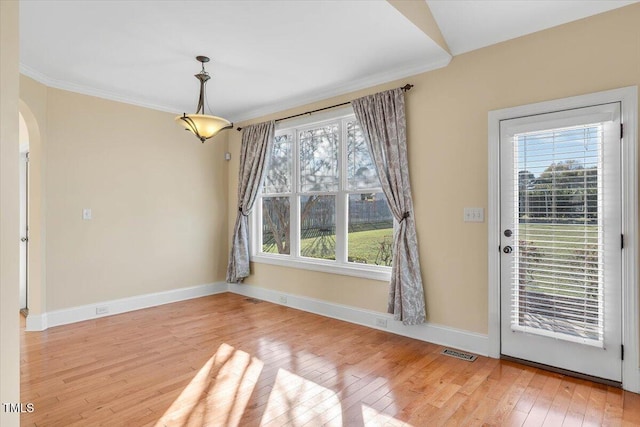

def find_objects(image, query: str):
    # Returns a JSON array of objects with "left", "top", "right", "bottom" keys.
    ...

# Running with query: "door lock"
[{"left": 504, "top": 229, "right": 512, "bottom": 237}]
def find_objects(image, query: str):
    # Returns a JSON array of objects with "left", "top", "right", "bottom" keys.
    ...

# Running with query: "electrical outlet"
[
  {"left": 279, "top": 296, "right": 287, "bottom": 304},
  {"left": 96, "top": 306, "right": 108, "bottom": 315},
  {"left": 375, "top": 318, "right": 388, "bottom": 328}
]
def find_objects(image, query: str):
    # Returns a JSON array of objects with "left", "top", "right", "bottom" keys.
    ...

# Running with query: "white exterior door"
[{"left": 500, "top": 103, "right": 622, "bottom": 382}]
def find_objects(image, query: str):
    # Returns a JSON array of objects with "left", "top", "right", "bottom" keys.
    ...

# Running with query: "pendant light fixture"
[{"left": 175, "top": 56, "right": 232, "bottom": 143}]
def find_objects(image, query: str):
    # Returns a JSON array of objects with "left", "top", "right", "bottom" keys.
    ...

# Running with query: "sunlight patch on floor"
[
  {"left": 361, "top": 403, "right": 411, "bottom": 426},
  {"left": 260, "top": 368, "right": 342, "bottom": 426},
  {"left": 155, "top": 343, "right": 263, "bottom": 426}
]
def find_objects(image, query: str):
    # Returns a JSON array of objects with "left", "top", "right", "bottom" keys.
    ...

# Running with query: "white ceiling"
[
  {"left": 19, "top": 0, "right": 637, "bottom": 123},
  {"left": 427, "top": 0, "right": 638, "bottom": 55}
]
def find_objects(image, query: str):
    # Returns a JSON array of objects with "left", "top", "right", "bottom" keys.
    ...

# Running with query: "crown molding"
[
  {"left": 231, "top": 54, "right": 451, "bottom": 124},
  {"left": 20, "top": 51, "right": 451, "bottom": 125},
  {"left": 19, "top": 63, "right": 180, "bottom": 115}
]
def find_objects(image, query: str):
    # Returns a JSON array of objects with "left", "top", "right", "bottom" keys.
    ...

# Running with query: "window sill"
[{"left": 251, "top": 253, "right": 391, "bottom": 282}]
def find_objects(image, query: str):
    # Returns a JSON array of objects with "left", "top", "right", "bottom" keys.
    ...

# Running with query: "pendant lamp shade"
[
  {"left": 175, "top": 113, "right": 232, "bottom": 142},
  {"left": 175, "top": 56, "right": 232, "bottom": 143}
]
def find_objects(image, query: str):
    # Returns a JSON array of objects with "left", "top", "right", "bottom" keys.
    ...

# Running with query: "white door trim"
[{"left": 488, "top": 86, "right": 639, "bottom": 392}]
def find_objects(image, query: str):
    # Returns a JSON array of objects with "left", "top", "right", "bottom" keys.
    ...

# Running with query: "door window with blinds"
[
  {"left": 514, "top": 124, "right": 603, "bottom": 344},
  {"left": 500, "top": 102, "right": 622, "bottom": 381}
]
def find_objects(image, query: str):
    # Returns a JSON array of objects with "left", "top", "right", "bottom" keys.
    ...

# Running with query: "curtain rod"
[{"left": 236, "top": 83, "right": 413, "bottom": 131}]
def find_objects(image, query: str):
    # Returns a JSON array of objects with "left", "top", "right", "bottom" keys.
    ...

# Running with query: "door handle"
[
  {"left": 21, "top": 237, "right": 28, "bottom": 242},
  {"left": 503, "top": 245, "right": 513, "bottom": 254}
]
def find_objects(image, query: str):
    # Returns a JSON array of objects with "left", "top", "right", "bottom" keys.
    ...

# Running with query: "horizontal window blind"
[{"left": 511, "top": 123, "right": 604, "bottom": 346}]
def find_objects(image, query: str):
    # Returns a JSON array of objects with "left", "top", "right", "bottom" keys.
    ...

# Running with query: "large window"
[{"left": 252, "top": 111, "right": 393, "bottom": 280}]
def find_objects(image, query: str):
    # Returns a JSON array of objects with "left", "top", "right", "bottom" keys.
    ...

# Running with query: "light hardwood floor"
[{"left": 20, "top": 293, "right": 640, "bottom": 426}]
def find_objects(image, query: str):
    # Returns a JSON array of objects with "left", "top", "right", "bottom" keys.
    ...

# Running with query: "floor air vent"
[
  {"left": 244, "top": 298, "right": 263, "bottom": 304},
  {"left": 441, "top": 348, "right": 477, "bottom": 362}
]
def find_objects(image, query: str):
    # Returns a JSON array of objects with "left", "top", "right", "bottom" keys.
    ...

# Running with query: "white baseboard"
[
  {"left": 25, "top": 280, "right": 489, "bottom": 357},
  {"left": 24, "top": 280, "right": 635, "bottom": 389},
  {"left": 228, "top": 283, "right": 489, "bottom": 356},
  {"left": 25, "top": 313, "right": 47, "bottom": 331},
  {"left": 24, "top": 282, "right": 228, "bottom": 331},
  {"left": 626, "top": 369, "right": 640, "bottom": 394}
]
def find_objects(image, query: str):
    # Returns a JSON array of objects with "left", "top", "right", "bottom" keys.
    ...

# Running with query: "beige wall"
[
  {"left": 20, "top": 79, "right": 230, "bottom": 312},
  {"left": 1, "top": 1, "right": 21, "bottom": 425},
  {"left": 229, "top": 4, "right": 640, "bottom": 335}
]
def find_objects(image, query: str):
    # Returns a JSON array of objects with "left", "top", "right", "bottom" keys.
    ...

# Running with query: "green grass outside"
[
  {"left": 517, "top": 223, "right": 599, "bottom": 299},
  {"left": 519, "top": 223, "right": 598, "bottom": 247},
  {"left": 347, "top": 228, "right": 393, "bottom": 265},
  {"left": 262, "top": 227, "right": 393, "bottom": 265}
]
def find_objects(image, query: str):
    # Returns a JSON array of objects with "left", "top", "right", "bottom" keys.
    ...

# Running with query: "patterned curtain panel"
[
  {"left": 226, "top": 121, "right": 275, "bottom": 283},
  {"left": 352, "top": 88, "right": 426, "bottom": 325}
]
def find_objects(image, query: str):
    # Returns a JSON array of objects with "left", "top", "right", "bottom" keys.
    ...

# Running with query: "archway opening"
[
  {"left": 19, "top": 112, "right": 29, "bottom": 315},
  {"left": 19, "top": 99, "right": 44, "bottom": 330}
]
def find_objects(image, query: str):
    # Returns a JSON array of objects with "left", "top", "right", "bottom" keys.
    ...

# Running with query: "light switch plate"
[
  {"left": 82, "top": 208, "right": 92, "bottom": 220},
  {"left": 464, "top": 207, "right": 484, "bottom": 222}
]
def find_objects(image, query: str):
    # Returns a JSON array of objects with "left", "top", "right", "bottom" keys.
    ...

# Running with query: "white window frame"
[
  {"left": 488, "top": 86, "right": 639, "bottom": 392},
  {"left": 250, "top": 107, "right": 392, "bottom": 282}
]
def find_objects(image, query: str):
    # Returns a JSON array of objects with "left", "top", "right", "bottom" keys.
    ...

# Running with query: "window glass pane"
[
  {"left": 348, "top": 192, "right": 393, "bottom": 265},
  {"left": 347, "top": 120, "right": 380, "bottom": 190},
  {"left": 255, "top": 115, "right": 392, "bottom": 275},
  {"left": 514, "top": 124, "right": 603, "bottom": 342},
  {"left": 264, "top": 134, "right": 292, "bottom": 194},
  {"left": 262, "top": 197, "right": 290, "bottom": 255},
  {"left": 300, "top": 195, "right": 335, "bottom": 260},
  {"left": 299, "top": 124, "right": 339, "bottom": 192}
]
